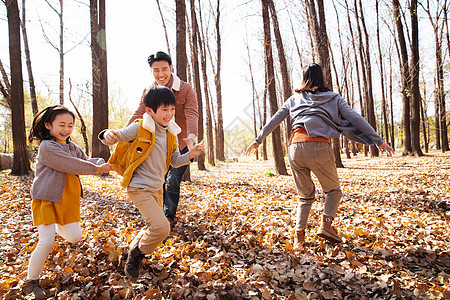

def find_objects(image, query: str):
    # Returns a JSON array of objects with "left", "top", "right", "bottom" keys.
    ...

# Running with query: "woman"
[{"left": 246, "top": 63, "right": 393, "bottom": 247}]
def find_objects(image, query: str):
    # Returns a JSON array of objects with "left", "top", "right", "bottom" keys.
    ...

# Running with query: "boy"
[
  {"left": 100, "top": 85, "right": 204, "bottom": 281},
  {"left": 127, "top": 51, "right": 198, "bottom": 226}
]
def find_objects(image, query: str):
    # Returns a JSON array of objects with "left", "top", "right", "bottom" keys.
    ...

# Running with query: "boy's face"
[
  {"left": 146, "top": 105, "right": 175, "bottom": 127},
  {"left": 151, "top": 60, "right": 173, "bottom": 86}
]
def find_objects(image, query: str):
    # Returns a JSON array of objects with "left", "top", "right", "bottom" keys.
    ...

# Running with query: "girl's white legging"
[{"left": 27, "top": 222, "right": 82, "bottom": 280}]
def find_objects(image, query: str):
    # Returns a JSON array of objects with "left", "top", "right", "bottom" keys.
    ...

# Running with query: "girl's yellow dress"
[{"left": 32, "top": 141, "right": 82, "bottom": 226}]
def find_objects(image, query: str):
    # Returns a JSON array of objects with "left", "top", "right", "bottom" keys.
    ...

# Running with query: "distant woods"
[{"left": 1, "top": 0, "right": 449, "bottom": 176}]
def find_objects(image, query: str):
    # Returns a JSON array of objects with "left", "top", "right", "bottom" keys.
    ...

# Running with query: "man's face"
[{"left": 151, "top": 60, "right": 172, "bottom": 86}]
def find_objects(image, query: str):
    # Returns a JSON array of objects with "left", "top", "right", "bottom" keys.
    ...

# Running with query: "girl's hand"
[
  {"left": 246, "top": 144, "right": 258, "bottom": 156},
  {"left": 104, "top": 129, "right": 121, "bottom": 144},
  {"left": 378, "top": 142, "right": 395, "bottom": 157},
  {"left": 98, "top": 163, "right": 112, "bottom": 173},
  {"left": 188, "top": 140, "right": 205, "bottom": 159}
]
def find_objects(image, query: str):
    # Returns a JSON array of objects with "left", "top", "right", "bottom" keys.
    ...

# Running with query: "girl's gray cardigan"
[{"left": 31, "top": 140, "right": 105, "bottom": 203}]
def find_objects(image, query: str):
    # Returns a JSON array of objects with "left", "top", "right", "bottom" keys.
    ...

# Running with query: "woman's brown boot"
[
  {"left": 317, "top": 215, "right": 342, "bottom": 243},
  {"left": 293, "top": 229, "right": 305, "bottom": 249}
]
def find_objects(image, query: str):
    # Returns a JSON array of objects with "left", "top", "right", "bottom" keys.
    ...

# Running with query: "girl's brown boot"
[
  {"left": 22, "top": 279, "right": 46, "bottom": 300},
  {"left": 317, "top": 215, "right": 342, "bottom": 243}
]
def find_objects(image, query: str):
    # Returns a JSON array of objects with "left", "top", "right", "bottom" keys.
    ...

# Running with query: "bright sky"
[
  {"left": 0, "top": 0, "right": 267, "bottom": 130},
  {"left": 0, "top": 0, "right": 442, "bottom": 131}
]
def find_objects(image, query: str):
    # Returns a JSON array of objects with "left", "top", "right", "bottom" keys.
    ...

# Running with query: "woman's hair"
[
  {"left": 296, "top": 63, "right": 330, "bottom": 93},
  {"left": 29, "top": 105, "right": 75, "bottom": 142},
  {"left": 144, "top": 85, "right": 176, "bottom": 112}
]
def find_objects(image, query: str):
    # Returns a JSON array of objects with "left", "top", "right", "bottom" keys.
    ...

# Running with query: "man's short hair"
[
  {"left": 144, "top": 85, "right": 176, "bottom": 112},
  {"left": 147, "top": 51, "right": 172, "bottom": 67}
]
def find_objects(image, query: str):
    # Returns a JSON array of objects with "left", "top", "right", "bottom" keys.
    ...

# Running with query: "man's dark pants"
[{"left": 163, "top": 146, "right": 189, "bottom": 220}]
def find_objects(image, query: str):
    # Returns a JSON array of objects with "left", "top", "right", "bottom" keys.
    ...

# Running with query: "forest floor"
[{"left": 0, "top": 150, "right": 449, "bottom": 299}]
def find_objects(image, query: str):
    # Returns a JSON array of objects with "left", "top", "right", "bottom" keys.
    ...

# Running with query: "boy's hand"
[
  {"left": 98, "top": 163, "right": 112, "bottom": 173},
  {"left": 188, "top": 140, "right": 205, "bottom": 159},
  {"left": 104, "top": 129, "right": 121, "bottom": 144}
]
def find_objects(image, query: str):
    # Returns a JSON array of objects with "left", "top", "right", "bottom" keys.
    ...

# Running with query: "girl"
[
  {"left": 246, "top": 64, "right": 394, "bottom": 248},
  {"left": 22, "top": 105, "right": 111, "bottom": 299}
]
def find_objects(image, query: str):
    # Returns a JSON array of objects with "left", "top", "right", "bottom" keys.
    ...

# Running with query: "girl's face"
[{"left": 45, "top": 113, "right": 74, "bottom": 141}]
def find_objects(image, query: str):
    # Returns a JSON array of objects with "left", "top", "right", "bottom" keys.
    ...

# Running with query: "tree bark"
[
  {"left": 409, "top": 0, "right": 423, "bottom": 156},
  {"left": 90, "top": 0, "right": 109, "bottom": 160},
  {"left": 59, "top": 0, "right": 64, "bottom": 105},
  {"left": 421, "top": 0, "right": 448, "bottom": 152},
  {"left": 262, "top": 86, "right": 268, "bottom": 160},
  {"left": 7, "top": 0, "right": 31, "bottom": 175},
  {"left": 20, "top": 0, "right": 38, "bottom": 115},
  {"left": 176, "top": 0, "right": 187, "bottom": 81},
  {"left": 68, "top": 80, "right": 89, "bottom": 154},
  {"left": 268, "top": 0, "right": 292, "bottom": 142},
  {"left": 392, "top": 0, "right": 412, "bottom": 155},
  {"left": 261, "top": 0, "right": 288, "bottom": 175},
  {"left": 189, "top": 0, "right": 206, "bottom": 170},
  {"left": 420, "top": 92, "right": 428, "bottom": 153},
  {"left": 344, "top": 0, "right": 364, "bottom": 120},
  {"left": 214, "top": 0, "right": 225, "bottom": 161},
  {"left": 175, "top": 0, "right": 190, "bottom": 181},
  {"left": 197, "top": 0, "right": 215, "bottom": 166},
  {"left": 376, "top": 0, "right": 390, "bottom": 146},
  {"left": 358, "top": 0, "right": 378, "bottom": 156},
  {"left": 156, "top": 0, "right": 171, "bottom": 57},
  {"left": 306, "top": 0, "right": 343, "bottom": 167},
  {"left": 245, "top": 36, "right": 259, "bottom": 160},
  {"left": 0, "top": 59, "right": 11, "bottom": 107},
  {"left": 388, "top": 50, "right": 395, "bottom": 149}
]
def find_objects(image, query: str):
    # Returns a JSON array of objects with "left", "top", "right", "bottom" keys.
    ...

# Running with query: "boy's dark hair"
[
  {"left": 147, "top": 51, "right": 172, "bottom": 67},
  {"left": 296, "top": 63, "right": 330, "bottom": 93},
  {"left": 144, "top": 85, "right": 176, "bottom": 112},
  {"left": 29, "top": 105, "right": 75, "bottom": 142}
]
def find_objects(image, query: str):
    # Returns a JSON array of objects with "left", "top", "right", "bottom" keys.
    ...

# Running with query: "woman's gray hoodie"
[{"left": 253, "top": 91, "right": 384, "bottom": 146}]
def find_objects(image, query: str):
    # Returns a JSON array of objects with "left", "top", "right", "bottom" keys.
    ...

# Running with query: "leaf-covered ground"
[{"left": 1, "top": 151, "right": 449, "bottom": 299}]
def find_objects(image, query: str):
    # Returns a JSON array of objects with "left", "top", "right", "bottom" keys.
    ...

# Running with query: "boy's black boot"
[
  {"left": 22, "top": 279, "right": 46, "bottom": 300},
  {"left": 125, "top": 244, "right": 145, "bottom": 281}
]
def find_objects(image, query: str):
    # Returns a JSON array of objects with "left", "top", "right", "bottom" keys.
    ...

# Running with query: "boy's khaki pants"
[
  {"left": 126, "top": 187, "right": 171, "bottom": 254},
  {"left": 288, "top": 142, "right": 343, "bottom": 231}
]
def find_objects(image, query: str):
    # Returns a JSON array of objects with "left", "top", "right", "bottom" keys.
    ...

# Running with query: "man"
[{"left": 127, "top": 51, "right": 199, "bottom": 226}]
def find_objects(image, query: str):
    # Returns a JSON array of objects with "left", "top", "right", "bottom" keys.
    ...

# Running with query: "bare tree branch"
[
  {"left": 0, "top": 59, "right": 11, "bottom": 92},
  {"left": 156, "top": 0, "right": 171, "bottom": 56}
]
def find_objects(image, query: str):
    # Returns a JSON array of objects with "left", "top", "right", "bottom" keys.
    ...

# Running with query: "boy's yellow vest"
[{"left": 108, "top": 120, "right": 178, "bottom": 188}]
